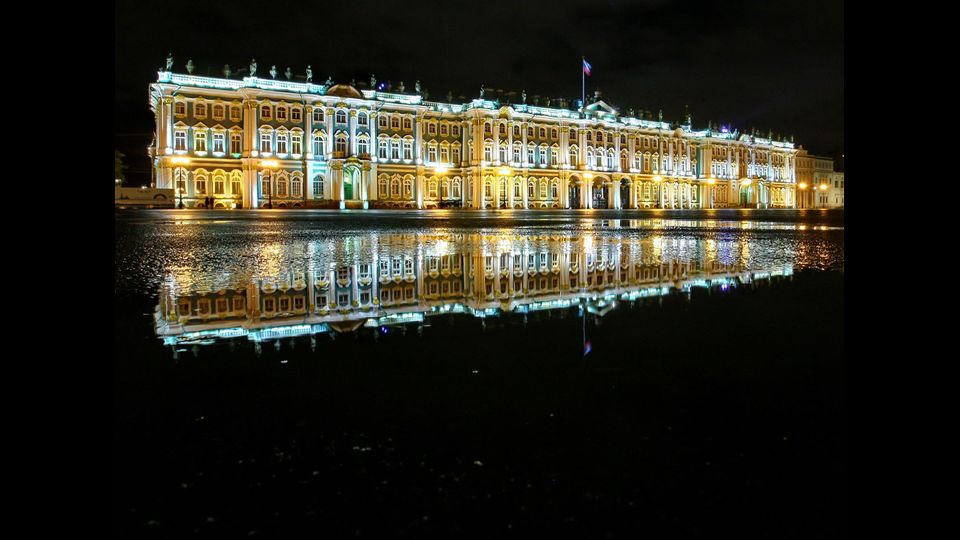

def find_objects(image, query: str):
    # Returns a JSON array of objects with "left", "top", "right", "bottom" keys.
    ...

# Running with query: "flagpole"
[{"left": 581, "top": 56, "right": 585, "bottom": 117}]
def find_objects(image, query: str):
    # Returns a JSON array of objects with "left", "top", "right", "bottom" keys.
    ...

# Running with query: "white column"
[
  {"left": 305, "top": 105, "right": 314, "bottom": 160},
  {"left": 348, "top": 110, "right": 357, "bottom": 156},
  {"left": 325, "top": 108, "right": 334, "bottom": 156}
]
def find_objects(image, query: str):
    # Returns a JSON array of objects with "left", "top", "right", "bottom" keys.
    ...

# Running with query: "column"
[
  {"left": 560, "top": 126, "right": 569, "bottom": 167},
  {"left": 305, "top": 105, "right": 314, "bottom": 160},
  {"left": 507, "top": 121, "right": 513, "bottom": 164},
  {"left": 361, "top": 162, "right": 371, "bottom": 209},
  {"left": 522, "top": 176, "right": 528, "bottom": 209},
  {"left": 348, "top": 110, "right": 357, "bottom": 156},
  {"left": 368, "top": 112, "right": 378, "bottom": 160},
  {"left": 508, "top": 176, "right": 514, "bottom": 208},
  {"left": 416, "top": 169, "right": 424, "bottom": 209},
  {"left": 414, "top": 113, "right": 422, "bottom": 164},
  {"left": 325, "top": 107, "right": 334, "bottom": 156},
  {"left": 493, "top": 120, "right": 500, "bottom": 165},
  {"left": 243, "top": 99, "right": 258, "bottom": 157},
  {"left": 561, "top": 176, "right": 569, "bottom": 209},
  {"left": 461, "top": 172, "right": 468, "bottom": 208},
  {"left": 521, "top": 122, "right": 528, "bottom": 167}
]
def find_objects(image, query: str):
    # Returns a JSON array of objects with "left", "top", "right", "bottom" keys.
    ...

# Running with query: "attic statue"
[
  {"left": 305, "top": 65, "right": 312, "bottom": 83},
  {"left": 270, "top": 65, "right": 278, "bottom": 79},
  {"left": 186, "top": 59, "right": 195, "bottom": 74},
  {"left": 250, "top": 59, "right": 257, "bottom": 76},
  {"left": 415, "top": 80, "right": 421, "bottom": 94},
  {"left": 166, "top": 53, "right": 174, "bottom": 71}
]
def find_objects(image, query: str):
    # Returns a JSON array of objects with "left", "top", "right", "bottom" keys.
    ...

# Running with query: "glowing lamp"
[
  {"left": 171, "top": 156, "right": 191, "bottom": 164},
  {"left": 798, "top": 182, "right": 808, "bottom": 189},
  {"left": 653, "top": 175, "right": 662, "bottom": 182},
  {"left": 707, "top": 178, "right": 716, "bottom": 185},
  {"left": 262, "top": 159, "right": 280, "bottom": 168},
  {"left": 584, "top": 172, "right": 594, "bottom": 180},
  {"left": 741, "top": 179, "right": 752, "bottom": 186},
  {"left": 435, "top": 166, "right": 448, "bottom": 175},
  {"left": 819, "top": 184, "right": 828, "bottom": 190},
  {"left": 497, "top": 167, "right": 511, "bottom": 176}
]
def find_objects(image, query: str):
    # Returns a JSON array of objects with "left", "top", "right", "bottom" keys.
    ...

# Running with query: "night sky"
[{"left": 115, "top": 0, "right": 843, "bottom": 185}]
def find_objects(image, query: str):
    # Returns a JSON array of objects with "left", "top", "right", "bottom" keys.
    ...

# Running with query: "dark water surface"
[{"left": 116, "top": 209, "right": 843, "bottom": 538}]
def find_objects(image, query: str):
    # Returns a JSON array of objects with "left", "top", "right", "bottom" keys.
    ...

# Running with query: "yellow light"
[
  {"left": 741, "top": 179, "right": 752, "bottom": 186},
  {"left": 435, "top": 166, "right": 448, "bottom": 175},
  {"left": 171, "top": 157, "right": 191, "bottom": 165},
  {"left": 707, "top": 178, "right": 716, "bottom": 185},
  {"left": 262, "top": 159, "right": 280, "bottom": 168},
  {"left": 497, "top": 167, "right": 511, "bottom": 176},
  {"left": 583, "top": 172, "right": 594, "bottom": 180},
  {"left": 819, "top": 184, "right": 828, "bottom": 190},
  {"left": 653, "top": 175, "right": 662, "bottom": 182},
  {"left": 798, "top": 182, "right": 808, "bottom": 189}
]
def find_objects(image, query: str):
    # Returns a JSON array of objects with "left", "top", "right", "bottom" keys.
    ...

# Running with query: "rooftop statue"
[
  {"left": 658, "top": 109, "right": 663, "bottom": 122},
  {"left": 479, "top": 85, "right": 484, "bottom": 99},
  {"left": 223, "top": 64, "right": 231, "bottom": 78},
  {"left": 306, "top": 65, "right": 312, "bottom": 83},
  {"left": 186, "top": 59, "right": 195, "bottom": 74},
  {"left": 285, "top": 67, "right": 292, "bottom": 80},
  {"left": 447, "top": 91, "right": 453, "bottom": 103},
  {"left": 370, "top": 74, "right": 376, "bottom": 88},
  {"left": 166, "top": 53, "right": 173, "bottom": 71},
  {"left": 522, "top": 90, "right": 527, "bottom": 104},
  {"left": 270, "top": 65, "right": 278, "bottom": 79},
  {"left": 398, "top": 81, "right": 405, "bottom": 93},
  {"left": 250, "top": 59, "right": 257, "bottom": 76},
  {"left": 415, "top": 80, "right": 421, "bottom": 94},
  {"left": 325, "top": 76, "right": 333, "bottom": 86}
]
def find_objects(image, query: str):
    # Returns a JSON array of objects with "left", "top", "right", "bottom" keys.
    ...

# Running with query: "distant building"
[
  {"left": 150, "top": 68, "right": 804, "bottom": 210},
  {"left": 794, "top": 147, "right": 841, "bottom": 208}
]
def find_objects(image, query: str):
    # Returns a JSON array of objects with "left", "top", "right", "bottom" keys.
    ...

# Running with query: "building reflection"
[{"left": 156, "top": 231, "right": 792, "bottom": 346}]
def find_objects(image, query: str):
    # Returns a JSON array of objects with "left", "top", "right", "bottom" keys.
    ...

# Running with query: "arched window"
[
  {"left": 195, "top": 172, "right": 207, "bottom": 195},
  {"left": 213, "top": 173, "right": 225, "bottom": 195},
  {"left": 174, "top": 102, "right": 186, "bottom": 116},
  {"left": 230, "top": 171, "right": 242, "bottom": 196},
  {"left": 275, "top": 173, "right": 288, "bottom": 196},
  {"left": 275, "top": 129, "right": 288, "bottom": 154},
  {"left": 528, "top": 180, "right": 536, "bottom": 199},
  {"left": 403, "top": 177, "right": 413, "bottom": 198},
  {"left": 513, "top": 179, "right": 522, "bottom": 199},
  {"left": 335, "top": 134, "right": 347, "bottom": 155},
  {"left": 452, "top": 179, "right": 461, "bottom": 199},
  {"left": 391, "top": 137, "right": 401, "bottom": 160},
  {"left": 358, "top": 136, "right": 369, "bottom": 156},
  {"left": 260, "top": 104, "right": 272, "bottom": 120},
  {"left": 441, "top": 179, "right": 449, "bottom": 199},
  {"left": 428, "top": 179, "right": 438, "bottom": 199},
  {"left": 261, "top": 171, "right": 270, "bottom": 196},
  {"left": 291, "top": 175, "right": 302, "bottom": 197},
  {"left": 569, "top": 146, "right": 578, "bottom": 167},
  {"left": 551, "top": 179, "right": 559, "bottom": 199},
  {"left": 358, "top": 112, "right": 368, "bottom": 126},
  {"left": 539, "top": 179, "right": 547, "bottom": 199},
  {"left": 313, "top": 174, "right": 323, "bottom": 199},
  {"left": 335, "top": 110, "right": 347, "bottom": 124},
  {"left": 314, "top": 132, "right": 326, "bottom": 156},
  {"left": 391, "top": 177, "right": 401, "bottom": 198},
  {"left": 313, "top": 108, "right": 324, "bottom": 123}
]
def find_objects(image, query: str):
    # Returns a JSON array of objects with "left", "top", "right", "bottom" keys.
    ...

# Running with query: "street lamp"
[
  {"left": 176, "top": 187, "right": 184, "bottom": 209},
  {"left": 262, "top": 159, "right": 279, "bottom": 208},
  {"left": 653, "top": 175, "right": 662, "bottom": 208},
  {"left": 171, "top": 156, "right": 191, "bottom": 209}
]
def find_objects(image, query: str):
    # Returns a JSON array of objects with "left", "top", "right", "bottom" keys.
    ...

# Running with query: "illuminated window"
[
  {"left": 174, "top": 130, "right": 186, "bottom": 151},
  {"left": 276, "top": 131, "right": 288, "bottom": 154},
  {"left": 291, "top": 176, "right": 301, "bottom": 197},
  {"left": 314, "top": 133, "right": 325, "bottom": 156},
  {"left": 212, "top": 132, "right": 225, "bottom": 153},
  {"left": 313, "top": 176, "right": 324, "bottom": 198},
  {"left": 194, "top": 131, "right": 207, "bottom": 153},
  {"left": 335, "top": 110, "right": 347, "bottom": 124},
  {"left": 230, "top": 132, "right": 241, "bottom": 154},
  {"left": 291, "top": 133, "right": 302, "bottom": 155},
  {"left": 230, "top": 106, "right": 241, "bottom": 122},
  {"left": 314, "top": 108, "right": 325, "bottom": 123},
  {"left": 260, "top": 132, "right": 272, "bottom": 153},
  {"left": 452, "top": 145, "right": 460, "bottom": 164},
  {"left": 194, "top": 102, "right": 207, "bottom": 118},
  {"left": 276, "top": 175, "right": 287, "bottom": 196},
  {"left": 358, "top": 112, "right": 368, "bottom": 126},
  {"left": 335, "top": 135, "right": 347, "bottom": 155},
  {"left": 440, "top": 143, "right": 449, "bottom": 163},
  {"left": 391, "top": 116, "right": 400, "bottom": 129},
  {"left": 358, "top": 137, "right": 369, "bottom": 156},
  {"left": 277, "top": 107, "right": 288, "bottom": 122},
  {"left": 378, "top": 138, "right": 388, "bottom": 159},
  {"left": 212, "top": 104, "right": 224, "bottom": 120},
  {"left": 195, "top": 175, "right": 207, "bottom": 194},
  {"left": 174, "top": 102, "right": 186, "bottom": 116},
  {"left": 213, "top": 175, "right": 225, "bottom": 195},
  {"left": 402, "top": 140, "right": 412, "bottom": 160},
  {"left": 230, "top": 174, "right": 241, "bottom": 196},
  {"left": 291, "top": 107, "right": 302, "bottom": 122},
  {"left": 260, "top": 105, "right": 272, "bottom": 120},
  {"left": 403, "top": 117, "right": 412, "bottom": 130}
]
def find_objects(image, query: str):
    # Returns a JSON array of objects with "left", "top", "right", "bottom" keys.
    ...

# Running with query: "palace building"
[{"left": 150, "top": 66, "right": 801, "bottom": 210}]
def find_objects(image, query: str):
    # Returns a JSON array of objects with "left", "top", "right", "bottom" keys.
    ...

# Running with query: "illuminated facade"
[
  {"left": 150, "top": 70, "right": 801, "bottom": 210},
  {"left": 156, "top": 231, "right": 792, "bottom": 344},
  {"left": 794, "top": 149, "right": 842, "bottom": 209}
]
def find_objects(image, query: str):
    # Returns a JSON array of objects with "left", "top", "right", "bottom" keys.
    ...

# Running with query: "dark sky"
[{"left": 116, "top": 0, "right": 843, "bottom": 185}]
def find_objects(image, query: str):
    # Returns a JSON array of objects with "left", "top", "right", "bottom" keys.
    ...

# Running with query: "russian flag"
[{"left": 583, "top": 59, "right": 592, "bottom": 76}]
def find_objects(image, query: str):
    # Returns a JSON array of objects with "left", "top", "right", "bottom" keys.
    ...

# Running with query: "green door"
[{"left": 343, "top": 174, "right": 353, "bottom": 200}]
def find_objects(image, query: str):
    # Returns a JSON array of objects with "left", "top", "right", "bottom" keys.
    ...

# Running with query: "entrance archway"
[
  {"left": 593, "top": 181, "right": 608, "bottom": 209},
  {"left": 343, "top": 166, "right": 360, "bottom": 200},
  {"left": 619, "top": 179, "right": 630, "bottom": 209},
  {"left": 739, "top": 184, "right": 753, "bottom": 207},
  {"left": 569, "top": 183, "right": 581, "bottom": 209}
]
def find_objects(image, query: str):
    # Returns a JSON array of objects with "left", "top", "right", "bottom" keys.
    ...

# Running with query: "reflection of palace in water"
[{"left": 155, "top": 233, "right": 792, "bottom": 345}]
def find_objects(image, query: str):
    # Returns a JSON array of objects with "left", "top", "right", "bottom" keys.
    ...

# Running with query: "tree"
[{"left": 115, "top": 150, "right": 127, "bottom": 184}]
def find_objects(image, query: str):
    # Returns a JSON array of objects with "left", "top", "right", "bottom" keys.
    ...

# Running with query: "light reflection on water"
[{"left": 115, "top": 211, "right": 843, "bottom": 346}]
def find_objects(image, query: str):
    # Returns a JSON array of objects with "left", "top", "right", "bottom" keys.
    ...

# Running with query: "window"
[
  {"left": 484, "top": 142, "right": 493, "bottom": 162},
  {"left": 335, "top": 136, "right": 347, "bottom": 155},
  {"left": 402, "top": 140, "right": 412, "bottom": 160},
  {"left": 336, "top": 110, "right": 347, "bottom": 124},
  {"left": 212, "top": 104, "right": 224, "bottom": 120},
  {"left": 276, "top": 176, "right": 287, "bottom": 196},
  {"left": 260, "top": 105, "right": 272, "bottom": 120},
  {"left": 194, "top": 102, "right": 207, "bottom": 118},
  {"left": 194, "top": 131, "right": 207, "bottom": 152},
  {"left": 358, "top": 137, "right": 369, "bottom": 156},
  {"left": 452, "top": 146, "right": 460, "bottom": 164},
  {"left": 551, "top": 181, "right": 559, "bottom": 199},
  {"left": 440, "top": 124, "right": 448, "bottom": 136},
  {"left": 314, "top": 133, "right": 325, "bottom": 156},
  {"left": 291, "top": 176, "right": 301, "bottom": 197},
  {"left": 498, "top": 124, "right": 506, "bottom": 136},
  {"left": 291, "top": 108, "right": 302, "bottom": 122},
  {"left": 428, "top": 123, "right": 437, "bottom": 135},
  {"left": 212, "top": 132, "right": 225, "bottom": 153},
  {"left": 261, "top": 173, "right": 270, "bottom": 196},
  {"left": 378, "top": 138, "right": 388, "bottom": 159},
  {"left": 292, "top": 133, "right": 302, "bottom": 155},
  {"left": 233, "top": 296, "right": 244, "bottom": 311},
  {"left": 276, "top": 131, "right": 288, "bottom": 154},
  {"left": 550, "top": 147, "right": 558, "bottom": 166},
  {"left": 403, "top": 117, "right": 412, "bottom": 130},
  {"left": 260, "top": 132, "right": 272, "bottom": 153},
  {"left": 174, "top": 102, "right": 186, "bottom": 116},
  {"left": 539, "top": 147, "right": 547, "bottom": 166},
  {"left": 429, "top": 179, "right": 438, "bottom": 198},
  {"left": 440, "top": 144, "right": 449, "bottom": 163},
  {"left": 379, "top": 114, "right": 388, "bottom": 128},
  {"left": 527, "top": 126, "right": 534, "bottom": 137},
  {"left": 452, "top": 125, "right": 460, "bottom": 136},
  {"left": 230, "top": 106, "right": 241, "bottom": 122},
  {"left": 230, "top": 132, "right": 241, "bottom": 154},
  {"left": 527, "top": 146, "right": 535, "bottom": 164},
  {"left": 428, "top": 144, "right": 437, "bottom": 163},
  {"left": 213, "top": 175, "right": 225, "bottom": 194},
  {"left": 528, "top": 181, "right": 535, "bottom": 199},
  {"left": 174, "top": 130, "right": 186, "bottom": 151},
  {"left": 175, "top": 168, "right": 187, "bottom": 192},
  {"left": 391, "top": 139, "right": 400, "bottom": 160},
  {"left": 314, "top": 108, "right": 325, "bottom": 123},
  {"left": 391, "top": 116, "right": 400, "bottom": 129},
  {"left": 313, "top": 176, "right": 324, "bottom": 198},
  {"left": 231, "top": 175, "right": 241, "bottom": 196},
  {"left": 358, "top": 112, "right": 368, "bottom": 126},
  {"left": 195, "top": 176, "right": 206, "bottom": 194},
  {"left": 539, "top": 128, "right": 545, "bottom": 138},
  {"left": 484, "top": 123, "right": 492, "bottom": 135}
]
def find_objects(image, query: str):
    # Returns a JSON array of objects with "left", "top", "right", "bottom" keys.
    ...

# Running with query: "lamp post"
[
  {"left": 262, "top": 159, "right": 279, "bottom": 208},
  {"left": 171, "top": 156, "right": 190, "bottom": 209},
  {"left": 653, "top": 175, "right": 662, "bottom": 208},
  {"left": 497, "top": 166, "right": 511, "bottom": 209}
]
